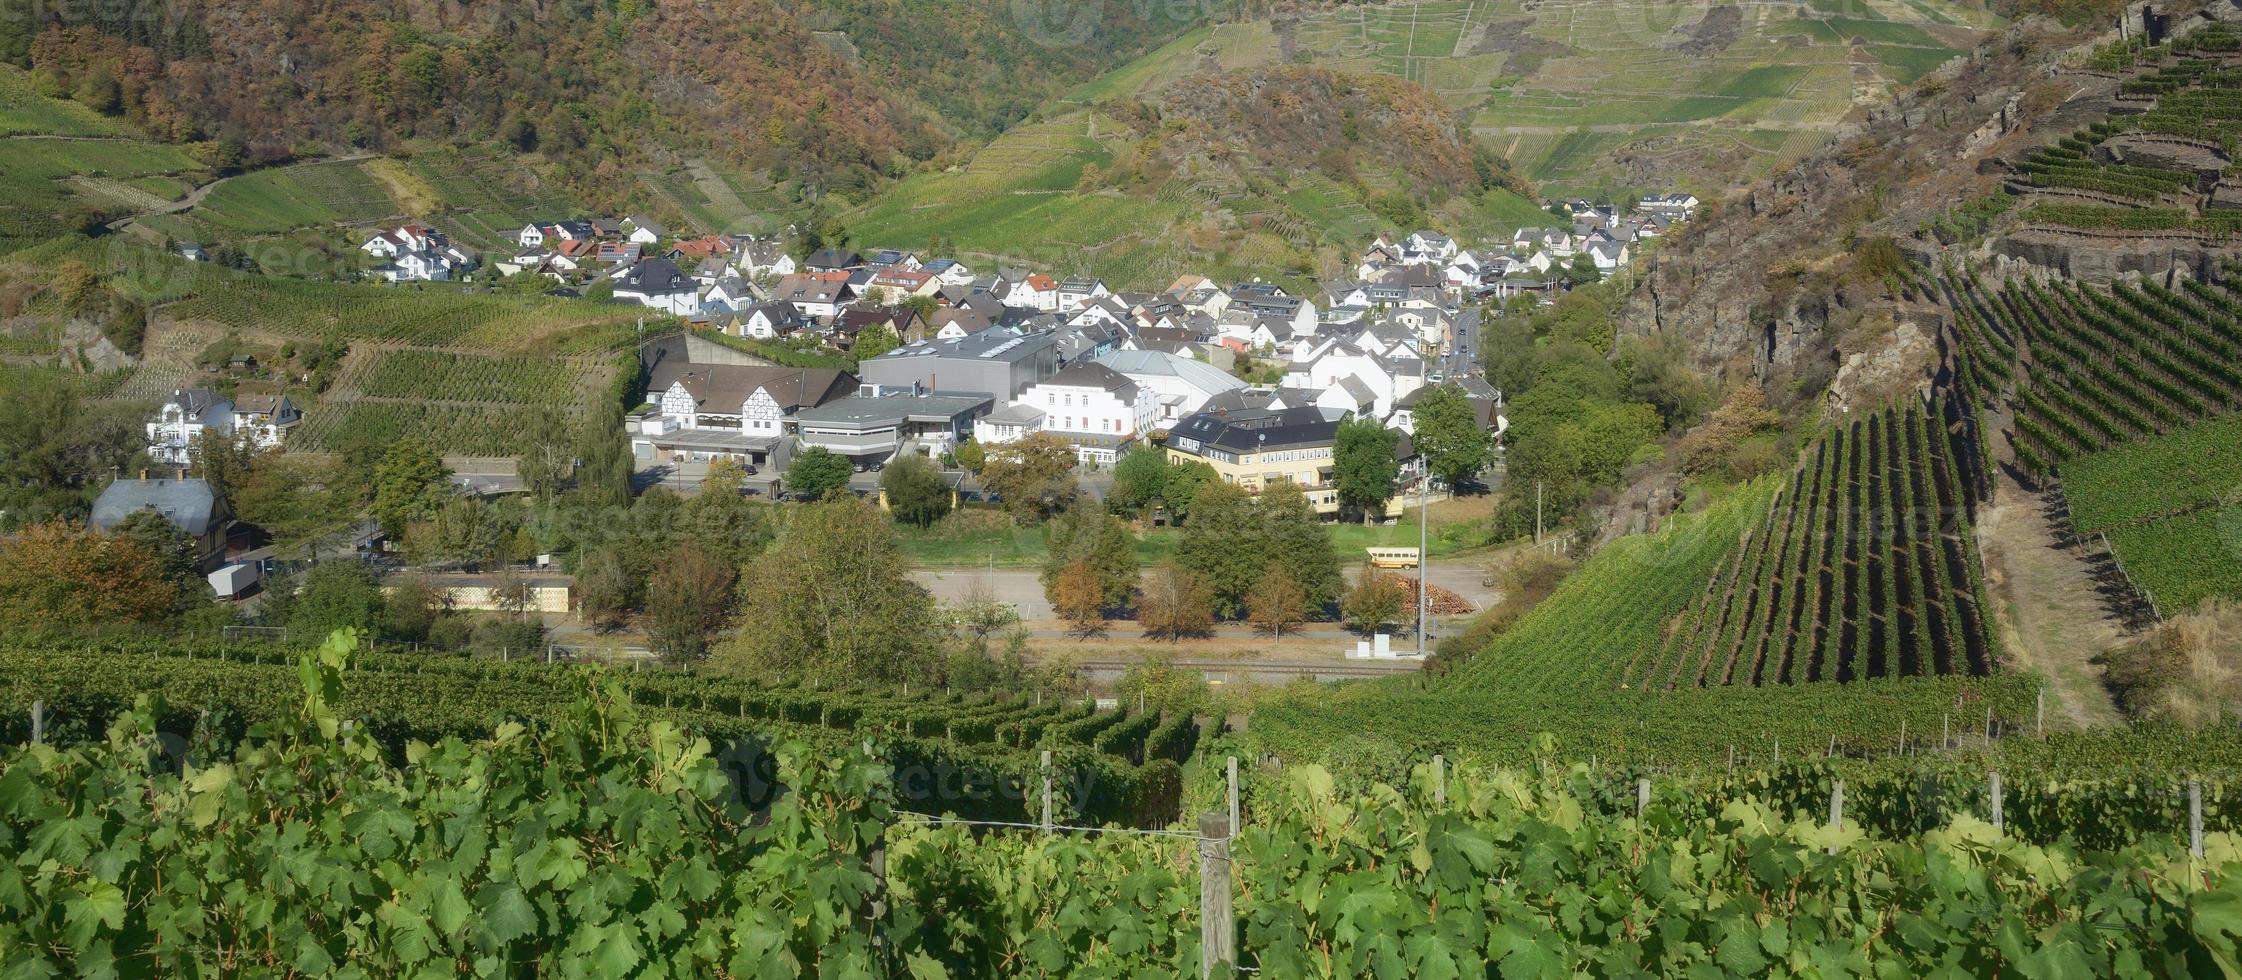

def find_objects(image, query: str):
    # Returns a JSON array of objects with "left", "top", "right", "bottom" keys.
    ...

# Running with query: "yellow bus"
[{"left": 1366, "top": 547, "right": 1421, "bottom": 569}]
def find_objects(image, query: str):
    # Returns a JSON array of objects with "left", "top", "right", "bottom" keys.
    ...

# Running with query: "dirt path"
[{"left": 1976, "top": 471, "right": 2124, "bottom": 730}]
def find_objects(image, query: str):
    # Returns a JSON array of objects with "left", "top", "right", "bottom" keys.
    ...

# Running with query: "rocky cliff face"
[{"left": 1619, "top": 14, "right": 2135, "bottom": 393}]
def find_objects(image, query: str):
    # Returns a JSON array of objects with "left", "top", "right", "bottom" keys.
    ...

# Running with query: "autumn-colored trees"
[
  {"left": 1053, "top": 560, "right": 1107, "bottom": 637},
  {"left": 646, "top": 539, "right": 737, "bottom": 662},
  {"left": 1341, "top": 570, "right": 1409, "bottom": 635},
  {"left": 1040, "top": 499, "right": 1137, "bottom": 613},
  {"left": 979, "top": 433, "right": 1078, "bottom": 521},
  {"left": 0, "top": 521, "right": 191, "bottom": 634},
  {"left": 1137, "top": 564, "right": 1213, "bottom": 642},
  {"left": 1245, "top": 564, "right": 1308, "bottom": 636},
  {"left": 715, "top": 495, "right": 940, "bottom": 685}
]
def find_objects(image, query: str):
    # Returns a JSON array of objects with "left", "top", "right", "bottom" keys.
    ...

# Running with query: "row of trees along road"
[{"left": 1041, "top": 480, "right": 1344, "bottom": 639}]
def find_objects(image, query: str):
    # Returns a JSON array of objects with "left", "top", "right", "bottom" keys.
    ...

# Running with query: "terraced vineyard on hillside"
[
  {"left": 2013, "top": 23, "right": 2242, "bottom": 234},
  {"left": 1940, "top": 270, "right": 2242, "bottom": 474},
  {"left": 290, "top": 346, "right": 625, "bottom": 456},
  {"left": 1634, "top": 399, "right": 1996, "bottom": 689}
]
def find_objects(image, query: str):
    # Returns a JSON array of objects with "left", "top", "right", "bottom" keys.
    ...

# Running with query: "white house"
[
  {"left": 1400, "top": 230, "right": 1458, "bottom": 265},
  {"left": 517, "top": 224, "right": 548, "bottom": 249},
  {"left": 1056, "top": 277, "right": 1110, "bottom": 313},
  {"left": 1286, "top": 343, "right": 1423, "bottom": 418},
  {"left": 146, "top": 388, "right": 233, "bottom": 464},
  {"left": 625, "top": 215, "right": 668, "bottom": 245},
  {"left": 1014, "top": 274, "right": 1059, "bottom": 313},
  {"left": 1587, "top": 239, "right": 1629, "bottom": 272},
  {"left": 146, "top": 388, "right": 298, "bottom": 463},
  {"left": 703, "top": 276, "right": 757, "bottom": 311},
  {"left": 772, "top": 273, "right": 850, "bottom": 320},
  {"left": 1013, "top": 361, "right": 1157, "bottom": 464},
  {"left": 1093, "top": 349, "right": 1247, "bottom": 424},
  {"left": 972, "top": 403, "right": 1046, "bottom": 446},
  {"left": 739, "top": 240, "right": 798, "bottom": 278},
  {"left": 738, "top": 302, "right": 806, "bottom": 339},
  {"left": 924, "top": 258, "right": 975, "bottom": 286},
  {"left": 614, "top": 258, "right": 699, "bottom": 315},
  {"left": 378, "top": 250, "right": 453, "bottom": 283}
]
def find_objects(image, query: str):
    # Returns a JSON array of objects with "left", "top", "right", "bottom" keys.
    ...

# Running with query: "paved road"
[
  {"left": 1442, "top": 305, "right": 1481, "bottom": 380},
  {"left": 912, "top": 559, "right": 1499, "bottom": 622}
]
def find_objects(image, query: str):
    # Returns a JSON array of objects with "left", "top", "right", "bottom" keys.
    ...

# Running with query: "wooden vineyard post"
[
  {"left": 2190, "top": 779, "right": 2205, "bottom": 860},
  {"left": 1827, "top": 734, "right": 1836, "bottom": 758},
  {"left": 1942, "top": 714, "right": 1950, "bottom": 750},
  {"left": 1773, "top": 738, "right": 1781, "bottom": 767},
  {"left": 1637, "top": 778, "right": 1651, "bottom": 818},
  {"left": 1989, "top": 771, "right": 2004, "bottom": 834},
  {"left": 1199, "top": 812, "right": 1235, "bottom": 979},
  {"left": 1897, "top": 719, "right": 1906, "bottom": 756},
  {"left": 30, "top": 700, "right": 43, "bottom": 745},
  {"left": 1226, "top": 756, "right": 1240, "bottom": 833},
  {"left": 1827, "top": 780, "right": 1845, "bottom": 855},
  {"left": 1040, "top": 750, "right": 1053, "bottom": 833},
  {"left": 1433, "top": 754, "right": 1446, "bottom": 806},
  {"left": 1726, "top": 745, "right": 1735, "bottom": 777},
  {"left": 2036, "top": 689, "right": 2045, "bottom": 738}
]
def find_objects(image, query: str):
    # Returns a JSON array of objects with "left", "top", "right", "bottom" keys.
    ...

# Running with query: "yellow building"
[{"left": 1164, "top": 406, "right": 1347, "bottom": 514}]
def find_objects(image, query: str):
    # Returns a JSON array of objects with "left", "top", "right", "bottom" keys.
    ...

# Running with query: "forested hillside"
[{"left": 0, "top": 0, "right": 1196, "bottom": 205}]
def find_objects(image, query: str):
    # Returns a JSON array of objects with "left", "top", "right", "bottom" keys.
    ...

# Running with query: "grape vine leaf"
[{"left": 476, "top": 883, "right": 538, "bottom": 947}]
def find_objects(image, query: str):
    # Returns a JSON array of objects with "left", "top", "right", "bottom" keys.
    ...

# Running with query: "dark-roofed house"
[
  {"left": 614, "top": 257, "right": 699, "bottom": 315},
  {"left": 738, "top": 302, "right": 808, "bottom": 340},
  {"left": 804, "top": 248, "right": 865, "bottom": 273},
  {"left": 92, "top": 477, "right": 232, "bottom": 570},
  {"left": 1165, "top": 405, "right": 1354, "bottom": 515},
  {"left": 1008, "top": 361, "right": 1156, "bottom": 464},
  {"left": 793, "top": 391, "right": 993, "bottom": 462},
  {"left": 230, "top": 392, "right": 302, "bottom": 447},
  {"left": 860, "top": 328, "right": 1058, "bottom": 402},
  {"left": 145, "top": 388, "right": 231, "bottom": 465},
  {"left": 1056, "top": 276, "right": 1110, "bottom": 312},
  {"left": 145, "top": 388, "right": 298, "bottom": 464},
  {"left": 835, "top": 306, "right": 922, "bottom": 348}
]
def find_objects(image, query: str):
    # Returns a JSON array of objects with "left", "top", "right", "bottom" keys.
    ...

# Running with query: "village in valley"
[
  {"left": 20, "top": 0, "right": 2242, "bottom": 966},
  {"left": 123, "top": 191, "right": 1700, "bottom": 655}
]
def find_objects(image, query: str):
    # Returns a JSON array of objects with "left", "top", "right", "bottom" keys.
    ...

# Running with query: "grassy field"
[{"left": 183, "top": 160, "right": 402, "bottom": 236}]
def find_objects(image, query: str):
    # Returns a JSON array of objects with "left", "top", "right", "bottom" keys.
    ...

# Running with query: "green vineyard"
[
  {"left": 1940, "top": 269, "right": 2242, "bottom": 475},
  {"left": 2018, "top": 24, "right": 2242, "bottom": 234},
  {"left": 289, "top": 346, "right": 626, "bottom": 455},
  {"left": 1631, "top": 398, "right": 1995, "bottom": 688},
  {"left": 357, "top": 350, "right": 592, "bottom": 405},
  {"left": 2, "top": 645, "right": 2236, "bottom": 977},
  {"left": 0, "top": 638, "right": 1191, "bottom": 827},
  {"left": 290, "top": 401, "right": 577, "bottom": 457}
]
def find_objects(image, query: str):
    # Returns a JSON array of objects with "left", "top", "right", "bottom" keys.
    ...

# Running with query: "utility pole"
[
  {"left": 1416, "top": 469, "right": 1429, "bottom": 659},
  {"left": 1534, "top": 480, "right": 1544, "bottom": 544}
]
